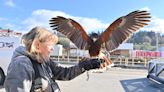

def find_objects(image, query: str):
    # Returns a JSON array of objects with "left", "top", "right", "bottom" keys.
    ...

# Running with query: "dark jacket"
[{"left": 4, "top": 46, "right": 85, "bottom": 92}]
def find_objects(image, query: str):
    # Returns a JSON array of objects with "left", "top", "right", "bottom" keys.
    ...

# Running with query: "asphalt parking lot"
[
  {"left": 57, "top": 67, "right": 164, "bottom": 92},
  {"left": 1, "top": 67, "right": 164, "bottom": 92}
]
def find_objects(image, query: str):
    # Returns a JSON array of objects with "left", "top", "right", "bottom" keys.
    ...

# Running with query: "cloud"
[
  {"left": 140, "top": 7, "right": 150, "bottom": 11},
  {"left": 138, "top": 7, "right": 164, "bottom": 34},
  {"left": 22, "top": 9, "right": 69, "bottom": 31},
  {"left": 0, "top": 17, "right": 10, "bottom": 29},
  {"left": 142, "top": 16, "right": 164, "bottom": 34},
  {"left": 5, "top": 23, "right": 16, "bottom": 28},
  {"left": 12, "top": 9, "right": 164, "bottom": 35},
  {"left": 4, "top": 0, "right": 16, "bottom": 8},
  {"left": 21, "top": 9, "right": 108, "bottom": 33},
  {"left": 71, "top": 17, "right": 108, "bottom": 34}
]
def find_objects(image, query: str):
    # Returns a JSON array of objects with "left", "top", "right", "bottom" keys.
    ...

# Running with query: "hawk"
[{"left": 49, "top": 10, "right": 151, "bottom": 57}]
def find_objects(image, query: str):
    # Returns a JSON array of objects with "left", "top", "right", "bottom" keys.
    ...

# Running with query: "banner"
[{"left": 132, "top": 50, "right": 162, "bottom": 58}]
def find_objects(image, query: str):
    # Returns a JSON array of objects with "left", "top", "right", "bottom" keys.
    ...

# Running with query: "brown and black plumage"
[{"left": 49, "top": 10, "right": 151, "bottom": 57}]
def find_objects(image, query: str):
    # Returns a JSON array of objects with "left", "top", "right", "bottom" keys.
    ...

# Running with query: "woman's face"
[{"left": 39, "top": 41, "right": 55, "bottom": 60}]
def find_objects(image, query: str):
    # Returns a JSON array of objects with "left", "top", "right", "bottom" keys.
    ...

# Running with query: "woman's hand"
[{"left": 78, "top": 58, "right": 104, "bottom": 71}]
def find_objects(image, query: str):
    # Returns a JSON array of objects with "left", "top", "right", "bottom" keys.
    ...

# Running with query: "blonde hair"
[{"left": 22, "top": 26, "right": 58, "bottom": 62}]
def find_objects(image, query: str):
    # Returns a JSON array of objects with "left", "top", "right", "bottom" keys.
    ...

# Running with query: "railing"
[
  {"left": 50, "top": 55, "right": 83, "bottom": 62},
  {"left": 111, "top": 57, "right": 148, "bottom": 68},
  {"left": 50, "top": 55, "right": 163, "bottom": 68},
  {"left": 111, "top": 57, "right": 163, "bottom": 68}
]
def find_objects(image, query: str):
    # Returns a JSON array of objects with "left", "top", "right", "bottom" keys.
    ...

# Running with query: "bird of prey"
[{"left": 49, "top": 10, "right": 151, "bottom": 57}]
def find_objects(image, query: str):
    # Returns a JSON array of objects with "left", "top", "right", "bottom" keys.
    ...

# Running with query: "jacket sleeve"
[
  {"left": 4, "top": 57, "right": 34, "bottom": 92},
  {"left": 49, "top": 61, "right": 85, "bottom": 80}
]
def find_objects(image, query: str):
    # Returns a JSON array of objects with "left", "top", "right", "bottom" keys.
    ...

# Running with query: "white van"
[{"left": 0, "top": 30, "right": 21, "bottom": 85}]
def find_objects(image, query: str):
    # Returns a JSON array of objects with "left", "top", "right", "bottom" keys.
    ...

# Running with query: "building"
[{"left": 110, "top": 43, "right": 133, "bottom": 57}]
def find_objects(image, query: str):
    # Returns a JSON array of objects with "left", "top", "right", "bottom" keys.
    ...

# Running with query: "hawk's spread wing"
[
  {"left": 97, "top": 10, "right": 151, "bottom": 52},
  {"left": 49, "top": 16, "right": 92, "bottom": 50}
]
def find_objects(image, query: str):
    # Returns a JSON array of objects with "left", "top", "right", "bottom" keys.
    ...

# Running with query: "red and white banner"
[{"left": 132, "top": 50, "right": 162, "bottom": 58}]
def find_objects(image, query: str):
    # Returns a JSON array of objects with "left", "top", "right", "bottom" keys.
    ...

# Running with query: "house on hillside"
[{"left": 110, "top": 43, "right": 133, "bottom": 57}]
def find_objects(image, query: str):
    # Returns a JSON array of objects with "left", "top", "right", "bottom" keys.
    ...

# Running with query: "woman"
[{"left": 4, "top": 26, "right": 104, "bottom": 92}]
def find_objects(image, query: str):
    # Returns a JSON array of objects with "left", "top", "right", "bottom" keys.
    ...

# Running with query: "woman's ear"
[{"left": 33, "top": 39, "right": 40, "bottom": 51}]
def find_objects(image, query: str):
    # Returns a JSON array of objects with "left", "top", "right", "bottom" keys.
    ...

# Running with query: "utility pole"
[{"left": 156, "top": 32, "right": 159, "bottom": 51}]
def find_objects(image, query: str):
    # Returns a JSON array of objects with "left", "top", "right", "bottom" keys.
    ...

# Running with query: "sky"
[{"left": 0, "top": 0, "right": 164, "bottom": 34}]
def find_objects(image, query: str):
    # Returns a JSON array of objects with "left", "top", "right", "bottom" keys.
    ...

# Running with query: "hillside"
[{"left": 127, "top": 31, "right": 164, "bottom": 51}]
